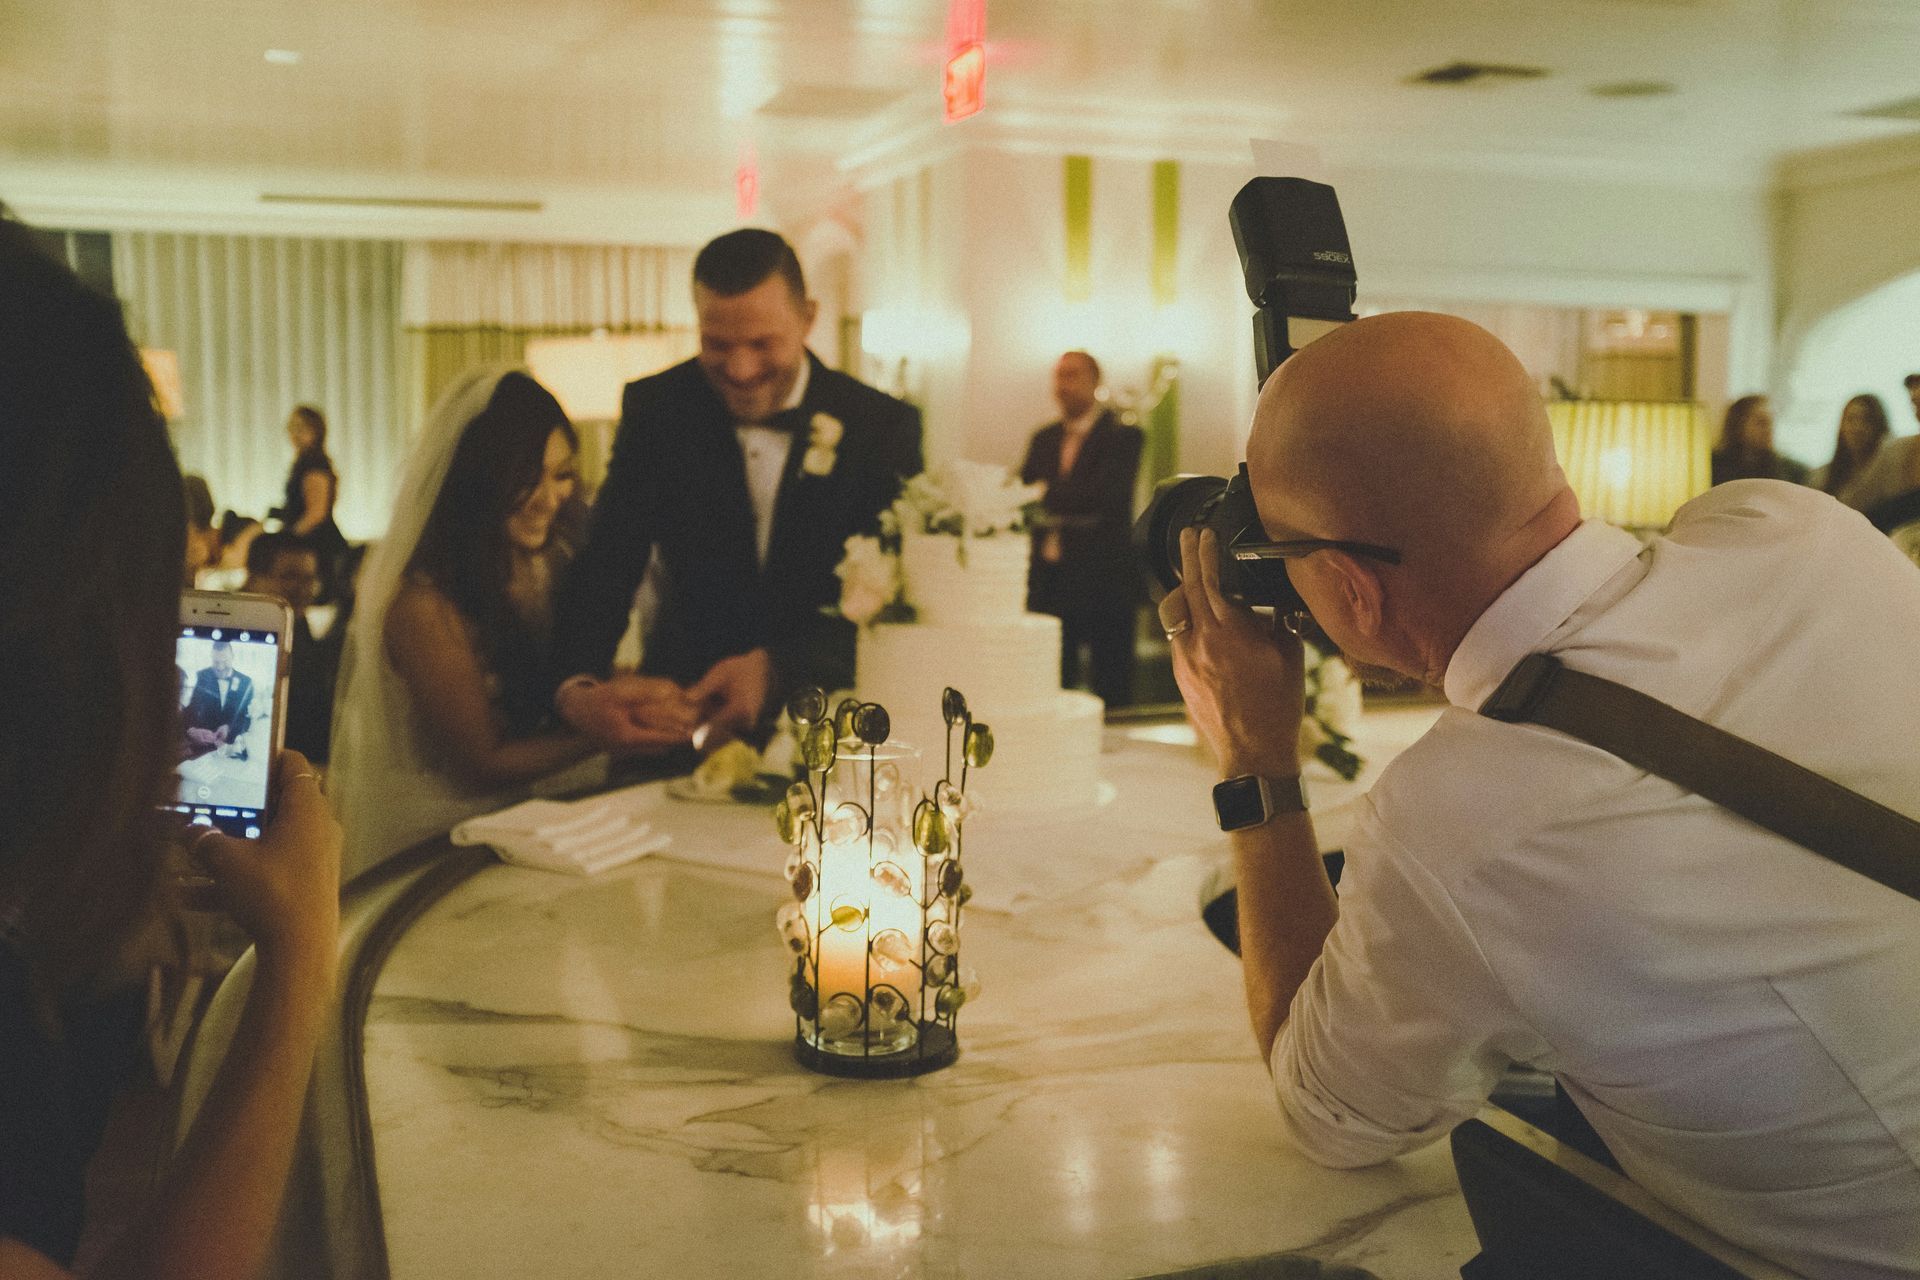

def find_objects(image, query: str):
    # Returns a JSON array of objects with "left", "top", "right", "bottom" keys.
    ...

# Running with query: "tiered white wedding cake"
[{"left": 839, "top": 465, "right": 1106, "bottom": 812}]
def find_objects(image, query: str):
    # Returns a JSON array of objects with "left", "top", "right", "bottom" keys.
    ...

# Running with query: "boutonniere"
[{"left": 802, "top": 412, "right": 843, "bottom": 477}]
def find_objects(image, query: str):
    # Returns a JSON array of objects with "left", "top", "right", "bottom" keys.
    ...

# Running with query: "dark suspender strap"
[{"left": 1482, "top": 653, "right": 1920, "bottom": 904}]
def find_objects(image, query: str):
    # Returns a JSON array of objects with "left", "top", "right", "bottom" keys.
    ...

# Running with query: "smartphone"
[{"left": 173, "top": 590, "right": 293, "bottom": 838}]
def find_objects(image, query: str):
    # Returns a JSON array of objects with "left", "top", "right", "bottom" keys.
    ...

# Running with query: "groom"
[{"left": 554, "top": 229, "right": 923, "bottom": 751}]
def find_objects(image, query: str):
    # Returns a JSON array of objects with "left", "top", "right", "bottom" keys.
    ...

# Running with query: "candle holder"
[{"left": 774, "top": 685, "right": 990, "bottom": 1078}]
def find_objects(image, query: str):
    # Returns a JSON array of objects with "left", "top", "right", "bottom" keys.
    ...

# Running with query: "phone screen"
[{"left": 174, "top": 623, "right": 280, "bottom": 837}]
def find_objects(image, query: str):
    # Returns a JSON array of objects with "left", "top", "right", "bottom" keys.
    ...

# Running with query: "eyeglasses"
[{"left": 1228, "top": 530, "right": 1402, "bottom": 566}]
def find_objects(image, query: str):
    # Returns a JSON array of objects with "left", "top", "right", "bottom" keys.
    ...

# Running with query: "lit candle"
[{"left": 810, "top": 744, "right": 923, "bottom": 1053}]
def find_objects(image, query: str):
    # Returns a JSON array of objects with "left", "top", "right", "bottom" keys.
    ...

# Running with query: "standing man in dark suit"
[
  {"left": 554, "top": 229, "right": 923, "bottom": 750},
  {"left": 1020, "top": 350, "right": 1145, "bottom": 708},
  {"left": 183, "top": 640, "right": 255, "bottom": 759}
]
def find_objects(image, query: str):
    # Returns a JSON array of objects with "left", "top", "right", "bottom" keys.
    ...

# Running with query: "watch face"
[{"left": 1214, "top": 776, "right": 1268, "bottom": 831}]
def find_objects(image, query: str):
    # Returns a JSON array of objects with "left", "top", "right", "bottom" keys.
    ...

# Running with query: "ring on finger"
[{"left": 1164, "top": 619, "right": 1192, "bottom": 640}]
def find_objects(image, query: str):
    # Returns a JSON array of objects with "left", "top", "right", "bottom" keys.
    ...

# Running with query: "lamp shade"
[
  {"left": 1548, "top": 400, "right": 1708, "bottom": 530},
  {"left": 524, "top": 330, "right": 694, "bottom": 421}
]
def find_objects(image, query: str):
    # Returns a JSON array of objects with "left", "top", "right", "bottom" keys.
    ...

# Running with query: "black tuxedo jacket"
[
  {"left": 185, "top": 667, "right": 254, "bottom": 740},
  {"left": 1020, "top": 410, "right": 1145, "bottom": 613},
  {"left": 556, "top": 353, "right": 922, "bottom": 700}
]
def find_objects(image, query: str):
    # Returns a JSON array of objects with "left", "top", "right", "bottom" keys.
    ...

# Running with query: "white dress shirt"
[
  {"left": 1272, "top": 481, "right": 1920, "bottom": 1279},
  {"left": 734, "top": 359, "right": 810, "bottom": 568}
]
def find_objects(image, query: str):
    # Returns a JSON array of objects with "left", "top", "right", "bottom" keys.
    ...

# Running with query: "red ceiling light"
[
  {"left": 735, "top": 142, "right": 759, "bottom": 220},
  {"left": 944, "top": 43, "right": 985, "bottom": 123},
  {"left": 943, "top": 0, "right": 986, "bottom": 124}
]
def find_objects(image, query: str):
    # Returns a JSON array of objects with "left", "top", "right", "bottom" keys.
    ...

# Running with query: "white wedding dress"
[{"left": 328, "top": 368, "right": 603, "bottom": 881}]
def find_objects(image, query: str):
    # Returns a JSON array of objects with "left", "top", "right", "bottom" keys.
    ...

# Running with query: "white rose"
[{"left": 835, "top": 535, "right": 899, "bottom": 625}]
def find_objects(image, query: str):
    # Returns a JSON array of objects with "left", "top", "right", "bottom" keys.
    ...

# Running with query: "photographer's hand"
[
  {"left": 1161, "top": 527, "right": 1306, "bottom": 778},
  {"left": 1165, "top": 528, "right": 1333, "bottom": 1065}
]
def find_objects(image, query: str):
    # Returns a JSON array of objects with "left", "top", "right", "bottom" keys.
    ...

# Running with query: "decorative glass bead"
[
  {"left": 934, "top": 780, "right": 965, "bottom": 819},
  {"left": 941, "top": 686, "right": 968, "bottom": 726},
  {"left": 775, "top": 902, "right": 809, "bottom": 954},
  {"left": 819, "top": 992, "right": 863, "bottom": 1039},
  {"left": 802, "top": 721, "right": 839, "bottom": 771},
  {"left": 935, "top": 984, "right": 966, "bottom": 1018},
  {"left": 829, "top": 900, "right": 866, "bottom": 931},
  {"left": 791, "top": 862, "right": 815, "bottom": 903},
  {"left": 912, "top": 802, "right": 951, "bottom": 856},
  {"left": 823, "top": 803, "right": 868, "bottom": 845},
  {"left": 852, "top": 703, "right": 890, "bottom": 745},
  {"left": 870, "top": 861, "right": 913, "bottom": 899},
  {"left": 785, "top": 781, "right": 817, "bottom": 820},
  {"left": 783, "top": 846, "right": 803, "bottom": 881},
  {"left": 773, "top": 800, "right": 798, "bottom": 845},
  {"left": 959, "top": 966, "right": 981, "bottom": 1003},
  {"left": 938, "top": 859, "right": 964, "bottom": 899},
  {"left": 927, "top": 919, "right": 957, "bottom": 954},
  {"left": 834, "top": 698, "right": 862, "bottom": 740},
  {"left": 925, "top": 951, "right": 955, "bottom": 983},
  {"left": 786, "top": 686, "right": 827, "bottom": 726},
  {"left": 870, "top": 985, "right": 907, "bottom": 1028},
  {"left": 790, "top": 975, "right": 818, "bottom": 1021},
  {"left": 956, "top": 881, "right": 973, "bottom": 908},
  {"left": 874, "top": 763, "right": 901, "bottom": 796},
  {"left": 964, "top": 722, "right": 995, "bottom": 768},
  {"left": 870, "top": 928, "right": 915, "bottom": 967}
]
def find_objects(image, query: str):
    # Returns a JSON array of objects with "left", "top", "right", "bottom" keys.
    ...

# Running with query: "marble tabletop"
[{"left": 362, "top": 707, "right": 1480, "bottom": 1280}]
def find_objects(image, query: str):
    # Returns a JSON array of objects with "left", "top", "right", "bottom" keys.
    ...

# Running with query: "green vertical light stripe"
[
  {"left": 1151, "top": 160, "right": 1179, "bottom": 306},
  {"left": 1144, "top": 357, "right": 1181, "bottom": 486},
  {"left": 1063, "top": 155, "right": 1093, "bottom": 303}
]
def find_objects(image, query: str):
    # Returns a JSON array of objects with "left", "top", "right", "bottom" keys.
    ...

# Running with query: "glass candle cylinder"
[{"left": 805, "top": 741, "right": 921, "bottom": 1059}]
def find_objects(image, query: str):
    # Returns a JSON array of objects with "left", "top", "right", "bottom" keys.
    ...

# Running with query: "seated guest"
[
  {"left": 1020, "top": 350, "right": 1145, "bottom": 708},
  {"left": 181, "top": 473, "right": 218, "bottom": 588},
  {"left": 1, "top": 211, "right": 342, "bottom": 1279},
  {"left": 329, "top": 370, "right": 697, "bottom": 878},
  {"left": 242, "top": 531, "right": 335, "bottom": 763},
  {"left": 1161, "top": 312, "right": 1920, "bottom": 1278},
  {"left": 1810, "top": 394, "right": 1890, "bottom": 500},
  {"left": 1709, "top": 394, "right": 1807, "bottom": 486},
  {"left": 553, "top": 229, "right": 923, "bottom": 753},
  {"left": 197, "top": 511, "right": 262, "bottom": 592},
  {"left": 1840, "top": 373, "right": 1920, "bottom": 516}
]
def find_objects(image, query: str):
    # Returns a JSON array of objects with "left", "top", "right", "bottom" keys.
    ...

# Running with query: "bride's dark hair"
[{"left": 407, "top": 371, "right": 578, "bottom": 734}]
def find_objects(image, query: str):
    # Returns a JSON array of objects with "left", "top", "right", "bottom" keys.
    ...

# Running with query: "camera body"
[{"left": 1134, "top": 176, "right": 1358, "bottom": 611}]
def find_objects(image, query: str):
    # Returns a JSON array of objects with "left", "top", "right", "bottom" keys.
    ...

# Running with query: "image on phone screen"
[{"left": 174, "top": 624, "right": 278, "bottom": 837}]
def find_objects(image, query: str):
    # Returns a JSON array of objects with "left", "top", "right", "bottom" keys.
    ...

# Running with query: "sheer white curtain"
[
  {"left": 401, "top": 241, "right": 696, "bottom": 330},
  {"left": 112, "top": 233, "right": 405, "bottom": 540}
]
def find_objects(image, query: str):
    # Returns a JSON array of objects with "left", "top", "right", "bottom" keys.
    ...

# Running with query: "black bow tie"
[{"left": 759, "top": 407, "right": 810, "bottom": 435}]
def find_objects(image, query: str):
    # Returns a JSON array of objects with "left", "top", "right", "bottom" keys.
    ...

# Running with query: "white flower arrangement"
[
  {"left": 885, "top": 461, "right": 1045, "bottom": 539},
  {"left": 835, "top": 462, "right": 1044, "bottom": 626},
  {"left": 1297, "top": 642, "right": 1365, "bottom": 781},
  {"left": 835, "top": 534, "right": 900, "bottom": 627}
]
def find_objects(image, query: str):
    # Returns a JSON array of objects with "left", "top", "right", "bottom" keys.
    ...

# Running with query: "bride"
[{"left": 330, "top": 369, "right": 695, "bottom": 878}]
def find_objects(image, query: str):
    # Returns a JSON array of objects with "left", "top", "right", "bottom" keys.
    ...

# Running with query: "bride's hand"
[{"left": 559, "top": 675, "right": 698, "bottom": 754}]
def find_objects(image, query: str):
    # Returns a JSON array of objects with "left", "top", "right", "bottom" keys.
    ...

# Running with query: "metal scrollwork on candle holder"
[{"left": 773, "top": 685, "right": 987, "bottom": 1078}]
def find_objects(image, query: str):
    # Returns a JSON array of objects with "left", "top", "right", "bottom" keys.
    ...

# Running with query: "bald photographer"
[{"left": 1159, "top": 310, "right": 1920, "bottom": 1279}]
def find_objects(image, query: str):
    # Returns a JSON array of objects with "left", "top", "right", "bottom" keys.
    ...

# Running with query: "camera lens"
[{"left": 1133, "top": 475, "right": 1229, "bottom": 599}]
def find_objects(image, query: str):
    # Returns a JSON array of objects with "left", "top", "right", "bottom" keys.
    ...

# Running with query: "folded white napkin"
[{"left": 452, "top": 792, "right": 671, "bottom": 876}]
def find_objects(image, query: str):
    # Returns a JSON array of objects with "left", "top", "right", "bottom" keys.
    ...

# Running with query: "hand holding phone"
[{"left": 189, "top": 750, "right": 342, "bottom": 967}]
